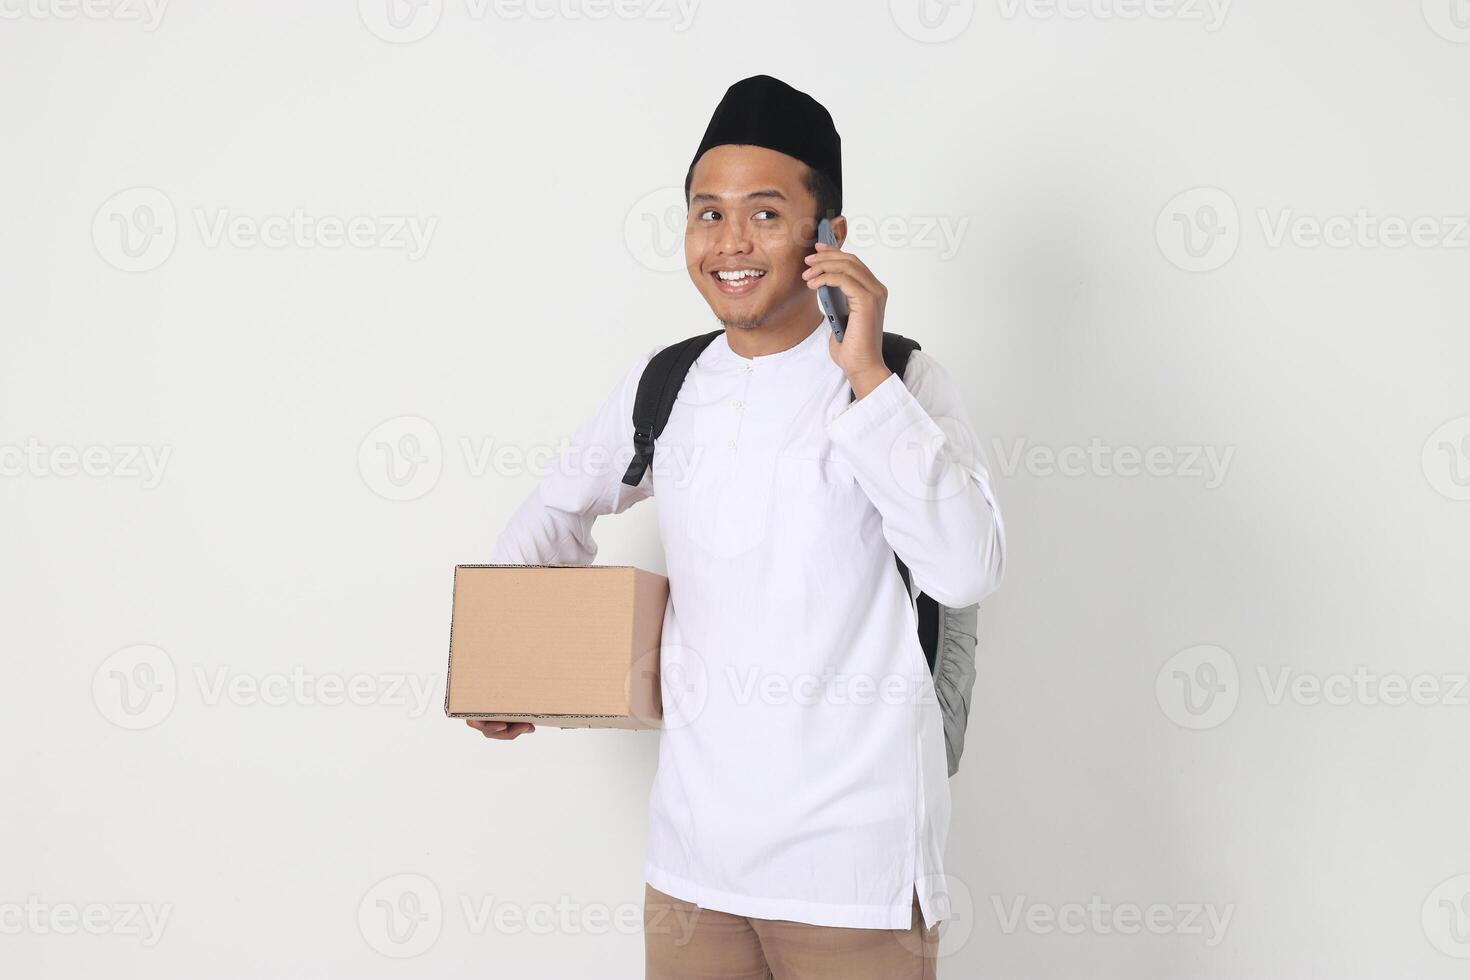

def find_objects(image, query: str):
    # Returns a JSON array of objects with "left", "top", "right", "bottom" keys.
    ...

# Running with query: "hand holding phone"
[{"left": 815, "top": 217, "right": 849, "bottom": 342}]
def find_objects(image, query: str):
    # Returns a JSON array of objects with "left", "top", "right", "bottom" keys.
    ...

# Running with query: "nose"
[{"left": 714, "top": 216, "right": 753, "bottom": 257}]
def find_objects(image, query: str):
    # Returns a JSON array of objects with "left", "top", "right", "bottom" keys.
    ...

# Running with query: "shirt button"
[
  {"left": 726, "top": 439, "right": 736, "bottom": 449},
  {"left": 742, "top": 363, "right": 753, "bottom": 372},
  {"left": 732, "top": 399, "right": 743, "bottom": 409}
]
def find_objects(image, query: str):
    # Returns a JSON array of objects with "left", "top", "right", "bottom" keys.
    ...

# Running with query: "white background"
[{"left": 4, "top": 1, "right": 1470, "bottom": 977}]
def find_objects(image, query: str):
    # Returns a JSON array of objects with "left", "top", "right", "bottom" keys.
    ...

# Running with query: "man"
[{"left": 469, "top": 75, "right": 1005, "bottom": 979}]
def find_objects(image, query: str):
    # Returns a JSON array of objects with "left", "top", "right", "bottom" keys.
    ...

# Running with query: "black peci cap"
[{"left": 688, "top": 74, "right": 842, "bottom": 216}]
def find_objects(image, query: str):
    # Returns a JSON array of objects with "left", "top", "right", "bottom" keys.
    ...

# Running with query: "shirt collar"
[{"left": 711, "top": 317, "right": 830, "bottom": 369}]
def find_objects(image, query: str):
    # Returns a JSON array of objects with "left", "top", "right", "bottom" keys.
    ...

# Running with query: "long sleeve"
[
  {"left": 824, "top": 349, "right": 1006, "bottom": 608},
  {"left": 488, "top": 347, "right": 659, "bottom": 565}
]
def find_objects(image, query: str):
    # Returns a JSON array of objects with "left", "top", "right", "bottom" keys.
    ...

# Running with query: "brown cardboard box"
[{"left": 444, "top": 564, "right": 666, "bottom": 729}]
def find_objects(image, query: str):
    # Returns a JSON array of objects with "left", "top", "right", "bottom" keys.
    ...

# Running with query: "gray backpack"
[{"left": 618, "top": 329, "right": 981, "bottom": 777}]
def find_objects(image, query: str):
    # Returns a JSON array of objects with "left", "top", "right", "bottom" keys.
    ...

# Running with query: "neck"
[{"left": 722, "top": 300, "right": 824, "bottom": 359}]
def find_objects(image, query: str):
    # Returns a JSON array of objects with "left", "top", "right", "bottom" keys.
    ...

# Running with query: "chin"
[
  {"left": 715, "top": 305, "right": 768, "bottom": 330},
  {"left": 706, "top": 297, "right": 762, "bottom": 328}
]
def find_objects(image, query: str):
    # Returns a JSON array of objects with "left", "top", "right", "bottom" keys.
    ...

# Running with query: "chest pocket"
[
  {"left": 767, "top": 453, "right": 870, "bottom": 567},
  {"left": 773, "top": 453, "right": 858, "bottom": 492}
]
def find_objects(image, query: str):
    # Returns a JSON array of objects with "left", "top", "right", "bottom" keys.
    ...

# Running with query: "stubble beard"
[{"left": 719, "top": 314, "right": 765, "bottom": 331}]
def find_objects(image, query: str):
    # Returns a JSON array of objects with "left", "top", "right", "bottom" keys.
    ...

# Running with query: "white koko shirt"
[{"left": 489, "top": 318, "right": 1005, "bottom": 930}]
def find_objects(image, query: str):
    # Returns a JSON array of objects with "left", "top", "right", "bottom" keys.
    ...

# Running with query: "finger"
[
  {"left": 805, "top": 270, "right": 877, "bottom": 304},
  {"left": 803, "top": 253, "right": 883, "bottom": 295},
  {"left": 804, "top": 248, "right": 859, "bottom": 269},
  {"left": 468, "top": 719, "right": 508, "bottom": 734}
]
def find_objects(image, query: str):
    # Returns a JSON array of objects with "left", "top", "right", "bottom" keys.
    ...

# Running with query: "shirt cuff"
[{"left": 824, "top": 371, "right": 923, "bottom": 442}]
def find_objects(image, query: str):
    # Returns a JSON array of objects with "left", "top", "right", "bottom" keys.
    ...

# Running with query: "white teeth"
[{"left": 716, "top": 269, "right": 765, "bottom": 282}]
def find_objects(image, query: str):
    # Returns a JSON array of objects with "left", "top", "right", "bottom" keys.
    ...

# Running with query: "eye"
[
  {"left": 697, "top": 208, "right": 720, "bottom": 221},
  {"left": 753, "top": 209, "right": 778, "bottom": 220}
]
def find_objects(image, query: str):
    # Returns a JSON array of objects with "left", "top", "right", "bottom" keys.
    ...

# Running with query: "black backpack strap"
[
  {"left": 847, "top": 331, "right": 921, "bottom": 405},
  {"left": 620, "top": 329, "right": 724, "bottom": 488}
]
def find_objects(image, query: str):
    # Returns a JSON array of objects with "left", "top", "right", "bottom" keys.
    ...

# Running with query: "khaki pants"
[{"left": 644, "top": 883, "right": 940, "bottom": 980}]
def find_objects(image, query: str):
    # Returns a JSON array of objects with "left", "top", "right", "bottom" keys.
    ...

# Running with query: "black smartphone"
[{"left": 815, "top": 217, "right": 849, "bottom": 342}]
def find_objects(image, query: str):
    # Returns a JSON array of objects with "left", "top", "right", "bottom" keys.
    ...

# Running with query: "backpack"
[{"left": 618, "top": 329, "right": 981, "bottom": 778}]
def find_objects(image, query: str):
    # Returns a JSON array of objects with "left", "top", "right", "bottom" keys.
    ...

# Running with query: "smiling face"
[{"left": 684, "top": 144, "right": 824, "bottom": 333}]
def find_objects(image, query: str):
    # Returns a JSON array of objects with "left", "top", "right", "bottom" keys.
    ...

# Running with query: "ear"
[{"left": 830, "top": 214, "right": 848, "bottom": 248}]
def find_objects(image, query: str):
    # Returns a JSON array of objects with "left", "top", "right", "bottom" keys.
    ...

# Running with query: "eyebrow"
[{"left": 689, "top": 189, "right": 789, "bottom": 206}]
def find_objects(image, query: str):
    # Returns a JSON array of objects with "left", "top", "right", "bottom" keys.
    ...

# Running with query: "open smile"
[{"left": 710, "top": 268, "right": 767, "bottom": 297}]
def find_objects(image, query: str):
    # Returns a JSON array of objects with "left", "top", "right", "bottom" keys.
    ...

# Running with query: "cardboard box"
[{"left": 445, "top": 564, "right": 666, "bottom": 729}]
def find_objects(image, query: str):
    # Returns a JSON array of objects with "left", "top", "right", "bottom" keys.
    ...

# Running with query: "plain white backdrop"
[{"left": 4, "top": 1, "right": 1469, "bottom": 977}]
